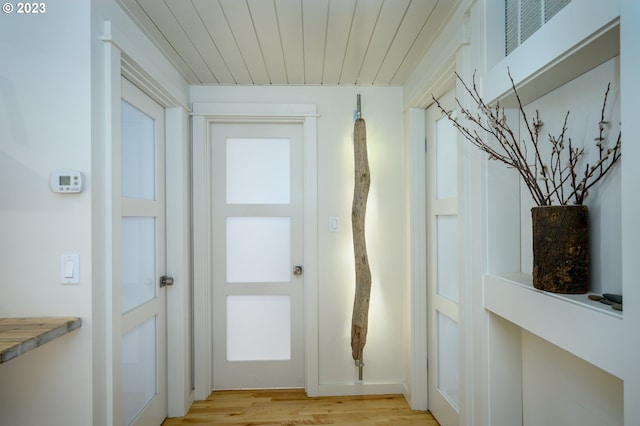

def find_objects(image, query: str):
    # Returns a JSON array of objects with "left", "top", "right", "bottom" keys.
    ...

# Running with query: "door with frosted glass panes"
[
  {"left": 427, "top": 89, "right": 460, "bottom": 426},
  {"left": 210, "top": 122, "right": 305, "bottom": 389},
  {"left": 119, "top": 77, "right": 168, "bottom": 425}
]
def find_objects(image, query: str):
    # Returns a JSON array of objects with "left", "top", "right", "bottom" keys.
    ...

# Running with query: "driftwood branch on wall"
[{"left": 351, "top": 116, "right": 372, "bottom": 364}]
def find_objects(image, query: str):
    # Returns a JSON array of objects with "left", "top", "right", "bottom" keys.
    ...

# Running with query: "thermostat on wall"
[{"left": 50, "top": 170, "right": 83, "bottom": 193}]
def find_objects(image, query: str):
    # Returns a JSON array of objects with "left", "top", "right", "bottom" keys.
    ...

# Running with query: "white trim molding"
[
  {"left": 192, "top": 102, "right": 319, "bottom": 118},
  {"left": 318, "top": 383, "right": 406, "bottom": 397},
  {"left": 101, "top": 20, "right": 189, "bottom": 110},
  {"left": 405, "top": 108, "right": 428, "bottom": 410}
]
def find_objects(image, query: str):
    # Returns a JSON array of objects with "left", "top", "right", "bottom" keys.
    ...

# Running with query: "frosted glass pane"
[
  {"left": 227, "top": 138, "right": 290, "bottom": 204},
  {"left": 436, "top": 116, "right": 457, "bottom": 199},
  {"left": 437, "top": 215, "right": 459, "bottom": 302},
  {"left": 122, "top": 316, "right": 156, "bottom": 425},
  {"left": 437, "top": 312, "right": 460, "bottom": 411},
  {"left": 227, "top": 217, "right": 290, "bottom": 283},
  {"left": 122, "top": 217, "right": 156, "bottom": 313},
  {"left": 227, "top": 295, "right": 291, "bottom": 361},
  {"left": 122, "top": 100, "right": 155, "bottom": 200}
]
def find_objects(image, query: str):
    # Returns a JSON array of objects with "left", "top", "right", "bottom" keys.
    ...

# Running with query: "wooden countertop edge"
[{"left": 0, "top": 317, "right": 82, "bottom": 364}]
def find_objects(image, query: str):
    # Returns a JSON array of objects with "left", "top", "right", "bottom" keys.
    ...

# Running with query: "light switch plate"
[
  {"left": 329, "top": 216, "right": 339, "bottom": 232},
  {"left": 61, "top": 254, "right": 79, "bottom": 284}
]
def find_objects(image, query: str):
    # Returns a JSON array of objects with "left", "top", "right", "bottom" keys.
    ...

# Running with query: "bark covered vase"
[{"left": 531, "top": 205, "right": 590, "bottom": 294}]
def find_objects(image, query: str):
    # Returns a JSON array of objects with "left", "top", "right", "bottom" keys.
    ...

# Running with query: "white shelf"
[
  {"left": 484, "top": 0, "right": 620, "bottom": 107},
  {"left": 484, "top": 273, "right": 622, "bottom": 379}
]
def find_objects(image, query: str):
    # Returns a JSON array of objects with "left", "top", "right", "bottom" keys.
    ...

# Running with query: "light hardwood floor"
[{"left": 162, "top": 389, "right": 440, "bottom": 425}]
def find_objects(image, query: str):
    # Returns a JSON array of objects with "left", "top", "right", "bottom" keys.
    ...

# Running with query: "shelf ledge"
[
  {"left": 0, "top": 317, "right": 82, "bottom": 364},
  {"left": 484, "top": 274, "right": 622, "bottom": 379}
]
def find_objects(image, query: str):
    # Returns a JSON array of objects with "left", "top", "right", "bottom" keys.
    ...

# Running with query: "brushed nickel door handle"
[{"left": 160, "top": 275, "right": 174, "bottom": 288}]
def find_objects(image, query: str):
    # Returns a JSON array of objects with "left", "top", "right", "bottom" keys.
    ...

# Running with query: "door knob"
[
  {"left": 160, "top": 275, "right": 174, "bottom": 288},
  {"left": 293, "top": 266, "right": 303, "bottom": 276}
]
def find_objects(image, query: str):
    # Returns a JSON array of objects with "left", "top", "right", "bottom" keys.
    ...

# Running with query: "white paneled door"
[
  {"left": 427, "top": 90, "right": 460, "bottom": 426},
  {"left": 210, "top": 123, "right": 305, "bottom": 389},
  {"left": 119, "top": 78, "right": 167, "bottom": 425}
]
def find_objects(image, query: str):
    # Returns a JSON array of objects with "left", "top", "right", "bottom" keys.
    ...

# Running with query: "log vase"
[{"left": 531, "top": 205, "right": 590, "bottom": 294}]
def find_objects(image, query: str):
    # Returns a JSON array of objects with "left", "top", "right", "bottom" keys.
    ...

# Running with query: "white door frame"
[
  {"left": 191, "top": 103, "right": 319, "bottom": 399},
  {"left": 102, "top": 21, "right": 192, "bottom": 421},
  {"left": 406, "top": 107, "right": 429, "bottom": 410}
]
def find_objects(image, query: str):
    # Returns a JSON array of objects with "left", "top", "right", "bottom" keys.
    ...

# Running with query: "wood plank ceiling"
[{"left": 116, "top": 0, "right": 459, "bottom": 86}]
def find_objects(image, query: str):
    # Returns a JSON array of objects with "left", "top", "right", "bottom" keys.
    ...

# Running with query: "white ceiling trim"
[{"left": 191, "top": 102, "right": 319, "bottom": 118}]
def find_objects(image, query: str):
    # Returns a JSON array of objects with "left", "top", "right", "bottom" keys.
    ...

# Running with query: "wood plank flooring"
[{"left": 162, "top": 389, "right": 440, "bottom": 425}]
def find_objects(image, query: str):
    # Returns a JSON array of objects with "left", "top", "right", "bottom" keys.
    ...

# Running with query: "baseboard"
[
  {"left": 316, "top": 382, "right": 406, "bottom": 397},
  {"left": 402, "top": 382, "right": 429, "bottom": 411}
]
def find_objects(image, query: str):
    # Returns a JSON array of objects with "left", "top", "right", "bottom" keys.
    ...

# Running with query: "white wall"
[
  {"left": 479, "top": 3, "right": 626, "bottom": 425},
  {"left": 620, "top": 0, "right": 640, "bottom": 422},
  {"left": 518, "top": 58, "right": 622, "bottom": 296},
  {"left": 403, "top": 0, "right": 628, "bottom": 424},
  {"left": 190, "top": 85, "right": 407, "bottom": 392},
  {"left": 0, "top": 0, "right": 190, "bottom": 424},
  {"left": 522, "top": 331, "right": 623, "bottom": 426},
  {"left": 480, "top": 18, "right": 625, "bottom": 426},
  {"left": 0, "top": 3, "right": 93, "bottom": 425}
]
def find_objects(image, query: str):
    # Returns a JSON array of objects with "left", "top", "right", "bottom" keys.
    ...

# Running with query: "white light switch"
[
  {"left": 329, "top": 216, "right": 339, "bottom": 232},
  {"left": 64, "top": 260, "right": 74, "bottom": 278},
  {"left": 61, "top": 254, "right": 79, "bottom": 284}
]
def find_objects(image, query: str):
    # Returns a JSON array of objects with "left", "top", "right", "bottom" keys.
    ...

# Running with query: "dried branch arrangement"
[{"left": 432, "top": 71, "right": 621, "bottom": 206}]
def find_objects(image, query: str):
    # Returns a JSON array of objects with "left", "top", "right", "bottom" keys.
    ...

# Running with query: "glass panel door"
[
  {"left": 121, "top": 217, "right": 156, "bottom": 313},
  {"left": 437, "top": 312, "right": 460, "bottom": 410},
  {"left": 122, "top": 316, "right": 157, "bottom": 425},
  {"left": 226, "top": 217, "right": 291, "bottom": 283},
  {"left": 211, "top": 122, "right": 305, "bottom": 390},
  {"left": 119, "top": 78, "right": 167, "bottom": 425},
  {"left": 226, "top": 295, "right": 292, "bottom": 361},
  {"left": 226, "top": 137, "right": 291, "bottom": 204},
  {"left": 427, "top": 89, "right": 461, "bottom": 426}
]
